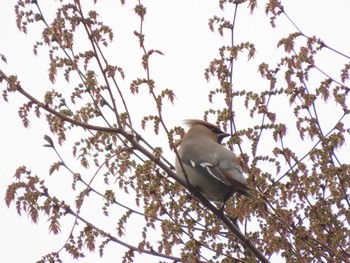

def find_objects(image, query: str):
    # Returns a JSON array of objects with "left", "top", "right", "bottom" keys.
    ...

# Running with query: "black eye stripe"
[{"left": 205, "top": 125, "right": 223, "bottom": 134}]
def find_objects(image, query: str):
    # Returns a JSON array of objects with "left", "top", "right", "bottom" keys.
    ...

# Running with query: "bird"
[{"left": 175, "top": 119, "right": 252, "bottom": 206}]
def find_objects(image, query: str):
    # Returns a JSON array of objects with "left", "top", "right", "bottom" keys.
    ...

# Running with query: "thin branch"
[
  {"left": 48, "top": 137, "right": 204, "bottom": 231},
  {"left": 34, "top": 1, "right": 117, "bottom": 129},
  {"left": 281, "top": 7, "right": 350, "bottom": 60},
  {"left": 136, "top": 1, "right": 267, "bottom": 259},
  {"left": 74, "top": 2, "right": 121, "bottom": 126},
  {"left": 272, "top": 112, "right": 347, "bottom": 187},
  {"left": 40, "top": 190, "right": 186, "bottom": 262},
  {"left": 1, "top": 70, "right": 269, "bottom": 261}
]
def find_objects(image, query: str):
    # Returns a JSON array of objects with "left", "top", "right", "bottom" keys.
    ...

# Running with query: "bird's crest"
[{"left": 183, "top": 119, "right": 225, "bottom": 136}]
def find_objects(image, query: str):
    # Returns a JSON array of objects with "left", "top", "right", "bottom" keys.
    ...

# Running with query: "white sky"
[{"left": 1, "top": 0, "right": 350, "bottom": 262}]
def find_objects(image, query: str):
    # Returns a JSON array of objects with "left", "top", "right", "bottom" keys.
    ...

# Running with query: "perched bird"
[{"left": 175, "top": 119, "right": 252, "bottom": 205}]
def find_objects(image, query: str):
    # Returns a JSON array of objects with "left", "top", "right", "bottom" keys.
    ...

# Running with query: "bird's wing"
[
  {"left": 183, "top": 159, "right": 252, "bottom": 197},
  {"left": 198, "top": 161, "right": 232, "bottom": 186},
  {"left": 200, "top": 159, "right": 251, "bottom": 191},
  {"left": 179, "top": 150, "right": 230, "bottom": 185},
  {"left": 219, "top": 168, "right": 251, "bottom": 191},
  {"left": 179, "top": 142, "right": 252, "bottom": 196},
  {"left": 205, "top": 162, "right": 251, "bottom": 191},
  {"left": 180, "top": 142, "right": 250, "bottom": 190},
  {"left": 194, "top": 163, "right": 253, "bottom": 198}
]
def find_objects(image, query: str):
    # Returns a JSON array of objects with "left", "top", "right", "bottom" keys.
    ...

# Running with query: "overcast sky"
[{"left": 1, "top": 1, "right": 350, "bottom": 262}]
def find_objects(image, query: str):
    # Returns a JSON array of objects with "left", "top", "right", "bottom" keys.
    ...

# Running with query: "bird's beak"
[
  {"left": 218, "top": 132, "right": 230, "bottom": 143},
  {"left": 222, "top": 132, "right": 230, "bottom": 138}
]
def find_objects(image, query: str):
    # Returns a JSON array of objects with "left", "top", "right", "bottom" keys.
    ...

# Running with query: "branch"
[
  {"left": 0, "top": 68, "right": 269, "bottom": 262},
  {"left": 40, "top": 190, "right": 186, "bottom": 262},
  {"left": 127, "top": 131, "right": 270, "bottom": 263}
]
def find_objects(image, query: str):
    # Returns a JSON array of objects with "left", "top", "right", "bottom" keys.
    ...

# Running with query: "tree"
[{"left": 1, "top": 0, "right": 350, "bottom": 262}]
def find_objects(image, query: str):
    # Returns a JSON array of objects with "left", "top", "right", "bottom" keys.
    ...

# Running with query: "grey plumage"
[{"left": 175, "top": 119, "right": 252, "bottom": 204}]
